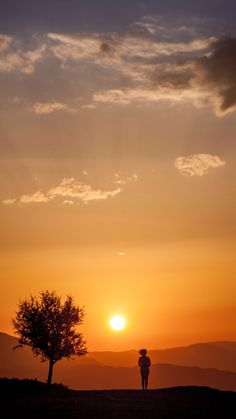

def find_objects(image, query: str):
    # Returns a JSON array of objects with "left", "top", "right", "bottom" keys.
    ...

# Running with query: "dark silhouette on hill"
[
  {"left": 1, "top": 378, "right": 236, "bottom": 419},
  {"left": 12, "top": 291, "right": 87, "bottom": 385}
]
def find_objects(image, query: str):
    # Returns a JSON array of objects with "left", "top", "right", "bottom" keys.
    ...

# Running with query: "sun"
[{"left": 109, "top": 315, "right": 126, "bottom": 331}]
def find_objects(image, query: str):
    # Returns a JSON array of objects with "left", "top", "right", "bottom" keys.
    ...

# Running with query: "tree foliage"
[{"left": 12, "top": 290, "right": 87, "bottom": 384}]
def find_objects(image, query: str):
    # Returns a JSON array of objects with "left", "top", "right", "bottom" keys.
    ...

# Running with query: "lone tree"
[{"left": 12, "top": 290, "right": 87, "bottom": 385}]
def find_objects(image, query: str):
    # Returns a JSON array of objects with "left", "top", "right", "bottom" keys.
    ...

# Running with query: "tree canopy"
[{"left": 12, "top": 290, "right": 87, "bottom": 384}]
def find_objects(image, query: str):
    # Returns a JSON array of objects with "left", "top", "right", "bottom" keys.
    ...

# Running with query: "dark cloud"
[
  {"left": 152, "top": 69, "right": 193, "bottom": 90},
  {"left": 149, "top": 37, "right": 236, "bottom": 115},
  {"left": 195, "top": 37, "right": 236, "bottom": 113},
  {"left": 99, "top": 35, "right": 121, "bottom": 56}
]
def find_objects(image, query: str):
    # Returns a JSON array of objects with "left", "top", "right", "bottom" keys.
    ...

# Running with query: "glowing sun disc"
[{"left": 110, "top": 315, "right": 126, "bottom": 331}]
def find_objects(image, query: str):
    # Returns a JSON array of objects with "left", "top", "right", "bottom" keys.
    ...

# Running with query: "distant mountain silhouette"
[
  {"left": 1, "top": 332, "right": 236, "bottom": 391},
  {"left": 55, "top": 362, "right": 236, "bottom": 391},
  {"left": 90, "top": 342, "right": 236, "bottom": 371}
]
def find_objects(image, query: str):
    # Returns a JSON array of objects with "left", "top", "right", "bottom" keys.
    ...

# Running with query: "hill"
[
  {"left": 1, "top": 378, "right": 235, "bottom": 419},
  {"left": 1, "top": 332, "right": 236, "bottom": 391}
]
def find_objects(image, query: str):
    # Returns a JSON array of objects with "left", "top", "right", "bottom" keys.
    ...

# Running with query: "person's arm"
[
  {"left": 148, "top": 357, "right": 151, "bottom": 367},
  {"left": 138, "top": 357, "right": 142, "bottom": 367}
]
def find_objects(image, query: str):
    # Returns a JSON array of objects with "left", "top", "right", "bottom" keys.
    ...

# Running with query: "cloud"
[
  {"left": 5, "top": 177, "right": 122, "bottom": 206},
  {"left": 47, "top": 21, "right": 215, "bottom": 85},
  {"left": 147, "top": 37, "right": 236, "bottom": 115},
  {"left": 48, "top": 30, "right": 214, "bottom": 62},
  {"left": 32, "top": 102, "right": 73, "bottom": 114},
  {"left": 93, "top": 86, "right": 207, "bottom": 105},
  {"left": 175, "top": 154, "right": 225, "bottom": 176},
  {"left": 133, "top": 15, "right": 215, "bottom": 39},
  {"left": 0, "top": 34, "right": 12, "bottom": 52},
  {"left": 48, "top": 177, "right": 121, "bottom": 203},
  {"left": 2, "top": 21, "right": 236, "bottom": 116},
  {"left": 114, "top": 171, "right": 138, "bottom": 185},
  {"left": 20, "top": 191, "right": 51, "bottom": 203},
  {"left": 48, "top": 21, "right": 236, "bottom": 116},
  {"left": 93, "top": 36, "right": 236, "bottom": 116},
  {"left": 2, "top": 198, "right": 16, "bottom": 205},
  {"left": 192, "top": 37, "right": 236, "bottom": 115},
  {"left": 94, "top": 89, "right": 133, "bottom": 105},
  {"left": 118, "top": 251, "right": 125, "bottom": 256},
  {"left": 63, "top": 200, "right": 74, "bottom": 205},
  {"left": 48, "top": 33, "right": 101, "bottom": 61},
  {"left": 0, "top": 40, "right": 46, "bottom": 74},
  {"left": 81, "top": 104, "right": 96, "bottom": 110}
]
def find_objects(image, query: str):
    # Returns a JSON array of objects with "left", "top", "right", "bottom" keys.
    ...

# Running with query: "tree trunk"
[{"left": 47, "top": 359, "right": 54, "bottom": 386}]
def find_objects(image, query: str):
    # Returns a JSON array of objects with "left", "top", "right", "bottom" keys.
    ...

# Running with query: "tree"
[{"left": 12, "top": 290, "right": 87, "bottom": 385}]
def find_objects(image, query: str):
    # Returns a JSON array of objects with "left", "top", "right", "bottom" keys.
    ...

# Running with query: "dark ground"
[{"left": 0, "top": 379, "right": 235, "bottom": 419}]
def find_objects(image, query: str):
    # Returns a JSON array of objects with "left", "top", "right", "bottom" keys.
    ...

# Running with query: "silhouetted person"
[{"left": 138, "top": 348, "right": 151, "bottom": 390}]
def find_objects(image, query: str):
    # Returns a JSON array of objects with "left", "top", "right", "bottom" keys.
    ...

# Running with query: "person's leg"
[
  {"left": 145, "top": 371, "right": 149, "bottom": 390},
  {"left": 141, "top": 373, "right": 145, "bottom": 390}
]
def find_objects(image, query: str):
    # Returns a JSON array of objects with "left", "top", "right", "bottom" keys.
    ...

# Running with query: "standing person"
[{"left": 138, "top": 348, "right": 151, "bottom": 390}]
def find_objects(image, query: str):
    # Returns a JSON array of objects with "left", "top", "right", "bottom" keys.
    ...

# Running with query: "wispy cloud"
[
  {"left": 2, "top": 198, "right": 16, "bottom": 205},
  {"left": 0, "top": 34, "right": 12, "bottom": 52},
  {"left": 49, "top": 31, "right": 214, "bottom": 60},
  {"left": 93, "top": 37, "right": 236, "bottom": 116},
  {"left": 48, "top": 177, "right": 121, "bottom": 203},
  {"left": 63, "top": 200, "right": 74, "bottom": 205},
  {"left": 47, "top": 25, "right": 214, "bottom": 85},
  {"left": 4, "top": 177, "right": 122, "bottom": 206},
  {"left": 20, "top": 191, "right": 51, "bottom": 203},
  {"left": 32, "top": 102, "right": 74, "bottom": 114},
  {"left": 2, "top": 19, "right": 236, "bottom": 116},
  {"left": 81, "top": 104, "right": 96, "bottom": 110},
  {"left": 118, "top": 251, "right": 125, "bottom": 256},
  {"left": 114, "top": 171, "right": 138, "bottom": 185},
  {"left": 93, "top": 86, "right": 208, "bottom": 105},
  {"left": 0, "top": 36, "right": 46, "bottom": 74},
  {"left": 175, "top": 154, "right": 226, "bottom": 176}
]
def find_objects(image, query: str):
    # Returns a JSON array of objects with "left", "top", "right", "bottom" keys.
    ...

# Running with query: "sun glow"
[{"left": 109, "top": 315, "right": 126, "bottom": 331}]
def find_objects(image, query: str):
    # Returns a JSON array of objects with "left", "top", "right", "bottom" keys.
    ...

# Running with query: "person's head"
[{"left": 139, "top": 348, "right": 147, "bottom": 356}]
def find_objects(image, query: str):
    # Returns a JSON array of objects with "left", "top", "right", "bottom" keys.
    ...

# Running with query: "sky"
[{"left": 0, "top": 0, "right": 236, "bottom": 351}]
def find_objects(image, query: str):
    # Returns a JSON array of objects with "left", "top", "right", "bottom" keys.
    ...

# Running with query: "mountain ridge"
[{"left": 1, "top": 332, "right": 236, "bottom": 391}]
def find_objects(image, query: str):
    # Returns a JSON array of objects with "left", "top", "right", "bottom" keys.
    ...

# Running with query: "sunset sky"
[{"left": 0, "top": 0, "right": 236, "bottom": 351}]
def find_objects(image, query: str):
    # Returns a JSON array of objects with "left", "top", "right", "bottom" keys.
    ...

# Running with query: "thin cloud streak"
[
  {"left": 32, "top": 102, "right": 74, "bottom": 114},
  {"left": 4, "top": 178, "right": 122, "bottom": 206},
  {"left": 2, "top": 198, "right": 16, "bottom": 205}
]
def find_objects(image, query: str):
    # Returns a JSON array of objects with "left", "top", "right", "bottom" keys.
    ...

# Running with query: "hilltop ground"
[{"left": 1, "top": 379, "right": 235, "bottom": 419}]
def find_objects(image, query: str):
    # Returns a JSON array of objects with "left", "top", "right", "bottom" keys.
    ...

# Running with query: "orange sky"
[
  {"left": 1, "top": 236, "right": 236, "bottom": 350},
  {"left": 0, "top": 6, "right": 236, "bottom": 350}
]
